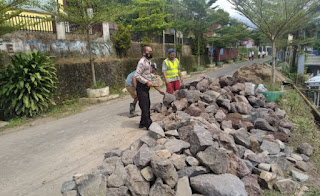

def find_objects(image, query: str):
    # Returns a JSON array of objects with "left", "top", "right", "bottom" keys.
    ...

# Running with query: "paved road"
[{"left": 0, "top": 58, "right": 269, "bottom": 196}]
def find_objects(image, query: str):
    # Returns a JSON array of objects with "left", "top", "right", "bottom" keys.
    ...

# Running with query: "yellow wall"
[{"left": 8, "top": 0, "right": 64, "bottom": 32}]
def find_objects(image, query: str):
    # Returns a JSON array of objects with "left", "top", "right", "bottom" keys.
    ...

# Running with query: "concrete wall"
[{"left": 0, "top": 37, "right": 112, "bottom": 57}]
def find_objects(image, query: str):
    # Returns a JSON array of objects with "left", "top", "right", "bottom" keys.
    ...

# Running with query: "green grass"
[
  {"left": 278, "top": 90, "right": 320, "bottom": 171},
  {"left": 0, "top": 117, "right": 27, "bottom": 132},
  {"left": 46, "top": 99, "right": 83, "bottom": 119}
]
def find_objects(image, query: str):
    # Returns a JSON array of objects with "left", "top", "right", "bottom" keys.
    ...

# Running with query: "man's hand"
[
  {"left": 165, "top": 78, "right": 170, "bottom": 84},
  {"left": 158, "top": 90, "right": 165, "bottom": 95},
  {"left": 146, "top": 81, "right": 153, "bottom": 87}
]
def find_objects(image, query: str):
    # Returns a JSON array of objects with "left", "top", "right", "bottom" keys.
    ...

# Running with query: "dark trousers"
[{"left": 136, "top": 81, "right": 152, "bottom": 128}]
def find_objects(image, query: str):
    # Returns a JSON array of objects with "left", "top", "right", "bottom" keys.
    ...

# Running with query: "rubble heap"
[
  {"left": 233, "top": 63, "right": 286, "bottom": 84},
  {"left": 61, "top": 76, "right": 314, "bottom": 196}
]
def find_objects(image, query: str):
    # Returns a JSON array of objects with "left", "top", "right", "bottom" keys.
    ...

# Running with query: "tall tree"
[
  {"left": 131, "top": 0, "right": 171, "bottom": 43},
  {"left": 0, "top": 0, "right": 29, "bottom": 37},
  {"left": 228, "top": 0, "right": 320, "bottom": 85},
  {"left": 181, "top": 0, "right": 217, "bottom": 66},
  {"left": 39, "top": 0, "right": 122, "bottom": 86}
]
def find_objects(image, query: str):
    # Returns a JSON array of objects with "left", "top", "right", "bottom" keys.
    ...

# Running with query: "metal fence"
[{"left": 6, "top": 14, "right": 56, "bottom": 33}]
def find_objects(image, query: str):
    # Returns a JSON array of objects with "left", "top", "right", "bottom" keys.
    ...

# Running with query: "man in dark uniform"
[{"left": 134, "top": 45, "right": 154, "bottom": 129}]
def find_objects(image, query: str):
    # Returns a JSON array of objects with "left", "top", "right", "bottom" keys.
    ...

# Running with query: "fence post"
[
  {"left": 102, "top": 22, "right": 110, "bottom": 42},
  {"left": 56, "top": 18, "right": 66, "bottom": 40}
]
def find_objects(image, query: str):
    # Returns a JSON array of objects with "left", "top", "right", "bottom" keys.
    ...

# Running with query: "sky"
[{"left": 212, "top": 0, "right": 254, "bottom": 27}]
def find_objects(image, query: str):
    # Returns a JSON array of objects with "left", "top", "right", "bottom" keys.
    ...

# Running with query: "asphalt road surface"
[{"left": 0, "top": 57, "right": 270, "bottom": 196}]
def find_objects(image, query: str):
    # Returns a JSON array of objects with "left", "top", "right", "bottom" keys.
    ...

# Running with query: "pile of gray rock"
[{"left": 61, "top": 76, "right": 314, "bottom": 196}]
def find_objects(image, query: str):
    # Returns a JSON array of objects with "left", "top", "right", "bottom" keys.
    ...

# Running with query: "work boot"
[{"left": 129, "top": 103, "right": 136, "bottom": 115}]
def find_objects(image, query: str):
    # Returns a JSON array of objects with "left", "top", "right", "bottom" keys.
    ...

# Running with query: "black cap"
[{"left": 151, "top": 62, "right": 157, "bottom": 70}]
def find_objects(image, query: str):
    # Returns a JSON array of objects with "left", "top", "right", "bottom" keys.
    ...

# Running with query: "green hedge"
[{"left": 54, "top": 55, "right": 210, "bottom": 102}]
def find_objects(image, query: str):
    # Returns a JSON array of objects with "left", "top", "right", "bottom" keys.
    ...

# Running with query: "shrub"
[
  {"left": 0, "top": 51, "right": 58, "bottom": 118},
  {"left": 111, "top": 23, "right": 132, "bottom": 58}
]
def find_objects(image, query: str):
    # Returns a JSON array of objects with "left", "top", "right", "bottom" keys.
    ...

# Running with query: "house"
[{"left": 6, "top": 0, "right": 64, "bottom": 32}]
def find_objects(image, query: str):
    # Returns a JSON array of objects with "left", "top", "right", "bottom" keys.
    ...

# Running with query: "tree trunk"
[
  {"left": 272, "top": 40, "right": 276, "bottom": 86},
  {"left": 87, "top": 29, "right": 96, "bottom": 86},
  {"left": 292, "top": 30, "right": 300, "bottom": 67},
  {"left": 197, "top": 35, "right": 200, "bottom": 67}
]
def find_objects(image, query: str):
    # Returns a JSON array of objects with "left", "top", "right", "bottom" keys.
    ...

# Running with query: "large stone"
[
  {"left": 248, "top": 96, "right": 265, "bottom": 108},
  {"left": 250, "top": 129, "right": 266, "bottom": 143},
  {"left": 296, "top": 161, "right": 309, "bottom": 172},
  {"left": 196, "top": 146, "right": 228, "bottom": 174},
  {"left": 163, "top": 112, "right": 191, "bottom": 131},
  {"left": 140, "top": 135, "right": 157, "bottom": 148},
  {"left": 151, "top": 155, "right": 178, "bottom": 188},
  {"left": 273, "top": 132, "right": 289, "bottom": 143},
  {"left": 177, "top": 166, "right": 210, "bottom": 178},
  {"left": 233, "top": 95, "right": 249, "bottom": 104},
  {"left": 169, "top": 154, "right": 186, "bottom": 169},
  {"left": 106, "top": 186, "right": 130, "bottom": 196},
  {"left": 275, "top": 108, "right": 286, "bottom": 119},
  {"left": 155, "top": 149, "right": 171, "bottom": 158},
  {"left": 190, "top": 174, "right": 247, "bottom": 196},
  {"left": 104, "top": 150, "right": 123, "bottom": 159},
  {"left": 151, "top": 103, "right": 163, "bottom": 113},
  {"left": 186, "top": 156, "right": 200, "bottom": 166},
  {"left": 278, "top": 127, "right": 291, "bottom": 136},
  {"left": 133, "top": 144, "right": 154, "bottom": 167},
  {"left": 189, "top": 125, "right": 214, "bottom": 155},
  {"left": 258, "top": 163, "right": 271, "bottom": 171},
  {"left": 178, "top": 125, "right": 193, "bottom": 142},
  {"left": 196, "top": 78, "right": 210, "bottom": 92},
  {"left": 185, "top": 104, "right": 202, "bottom": 117},
  {"left": 231, "top": 83, "right": 246, "bottom": 93},
  {"left": 221, "top": 120, "right": 233, "bottom": 130},
  {"left": 215, "top": 110, "right": 226, "bottom": 122},
  {"left": 141, "top": 166, "right": 155, "bottom": 182},
  {"left": 235, "top": 102, "right": 252, "bottom": 114},
  {"left": 172, "top": 98, "right": 188, "bottom": 111},
  {"left": 62, "top": 190, "right": 77, "bottom": 196},
  {"left": 231, "top": 128, "right": 251, "bottom": 148},
  {"left": 121, "top": 150, "right": 137, "bottom": 166},
  {"left": 176, "top": 176, "right": 192, "bottom": 196},
  {"left": 260, "top": 140, "right": 280, "bottom": 155},
  {"left": 258, "top": 171, "right": 277, "bottom": 190},
  {"left": 164, "top": 139, "right": 190, "bottom": 153},
  {"left": 241, "top": 174, "right": 262, "bottom": 196},
  {"left": 125, "top": 164, "right": 150, "bottom": 196},
  {"left": 163, "top": 93, "right": 176, "bottom": 107},
  {"left": 247, "top": 153, "right": 266, "bottom": 164},
  {"left": 201, "top": 93, "right": 214, "bottom": 104},
  {"left": 108, "top": 161, "right": 127, "bottom": 188},
  {"left": 291, "top": 170, "right": 309, "bottom": 182},
  {"left": 61, "top": 181, "right": 76, "bottom": 193},
  {"left": 297, "top": 143, "right": 314, "bottom": 156},
  {"left": 254, "top": 118, "right": 275, "bottom": 132},
  {"left": 227, "top": 153, "right": 251, "bottom": 178},
  {"left": 175, "top": 89, "right": 189, "bottom": 100},
  {"left": 76, "top": 174, "right": 107, "bottom": 196},
  {"left": 148, "top": 122, "right": 165, "bottom": 139},
  {"left": 205, "top": 105, "right": 218, "bottom": 114},
  {"left": 279, "top": 119, "right": 295, "bottom": 130},
  {"left": 219, "top": 77, "right": 233, "bottom": 87},
  {"left": 274, "top": 179, "right": 298, "bottom": 194},
  {"left": 149, "top": 178, "right": 175, "bottom": 196},
  {"left": 203, "top": 90, "right": 220, "bottom": 102},
  {"left": 100, "top": 157, "right": 121, "bottom": 175},
  {"left": 217, "top": 98, "right": 231, "bottom": 111},
  {"left": 186, "top": 90, "right": 201, "bottom": 103}
]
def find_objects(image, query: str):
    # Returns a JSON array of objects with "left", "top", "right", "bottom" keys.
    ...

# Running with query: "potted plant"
[
  {"left": 217, "top": 62, "right": 223, "bottom": 66},
  {"left": 257, "top": 83, "right": 284, "bottom": 102},
  {"left": 86, "top": 81, "right": 109, "bottom": 98},
  {"left": 181, "top": 68, "right": 187, "bottom": 77}
]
